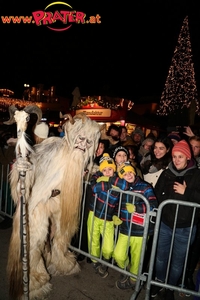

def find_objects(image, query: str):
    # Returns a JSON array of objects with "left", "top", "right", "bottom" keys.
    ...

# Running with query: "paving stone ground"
[{"left": 0, "top": 218, "right": 195, "bottom": 300}]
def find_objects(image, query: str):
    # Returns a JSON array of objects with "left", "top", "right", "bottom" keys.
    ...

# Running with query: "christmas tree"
[{"left": 157, "top": 16, "right": 199, "bottom": 125}]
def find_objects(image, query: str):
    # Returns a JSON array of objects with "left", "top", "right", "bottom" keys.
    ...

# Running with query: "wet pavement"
[
  {"left": 0, "top": 218, "right": 195, "bottom": 300},
  {"left": 0, "top": 221, "right": 136, "bottom": 300}
]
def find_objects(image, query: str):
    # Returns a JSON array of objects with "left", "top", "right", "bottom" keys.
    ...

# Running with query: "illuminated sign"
[
  {"left": 1, "top": 2, "right": 101, "bottom": 32},
  {"left": 76, "top": 109, "right": 111, "bottom": 117}
]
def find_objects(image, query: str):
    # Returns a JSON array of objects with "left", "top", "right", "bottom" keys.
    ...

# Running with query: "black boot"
[
  {"left": 77, "top": 254, "right": 85, "bottom": 262},
  {"left": 185, "top": 275, "right": 195, "bottom": 290},
  {"left": 184, "top": 221, "right": 200, "bottom": 290},
  {"left": 164, "top": 289, "right": 174, "bottom": 300},
  {"left": 98, "top": 264, "right": 109, "bottom": 278},
  {"left": 98, "top": 258, "right": 109, "bottom": 278},
  {"left": 115, "top": 275, "right": 136, "bottom": 290}
]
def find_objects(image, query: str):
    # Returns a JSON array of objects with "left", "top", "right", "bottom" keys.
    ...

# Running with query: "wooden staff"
[
  {"left": 4, "top": 105, "right": 42, "bottom": 300},
  {"left": 19, "top": 168, "right": 29, "bottom": 300}
]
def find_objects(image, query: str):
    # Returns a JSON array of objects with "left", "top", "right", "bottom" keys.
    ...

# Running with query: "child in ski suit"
[
  {"left": 113, "top": 162, "right": 157, "bottom": 289},
  {"left": 87, "top": 153, "right": 128, "bottom": 278}
]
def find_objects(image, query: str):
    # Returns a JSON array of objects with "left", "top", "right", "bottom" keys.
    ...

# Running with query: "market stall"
[{"left": 69, "top": 96, "right": 160, "bottom": 136}]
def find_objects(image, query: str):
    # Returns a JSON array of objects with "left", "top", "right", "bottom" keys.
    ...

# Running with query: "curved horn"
[
  {"left": 24, "top": 105, "right": 42, "bottom": 124},
  {"left": 60, "top": 112, "right": 74, "bottom": 124},
  {"left": 59, "top": 112, "right": 64, "bottom": 118},
  {"left": 3, "top": 105, "right": 18, "bottom": 125},
  {"left": 74, "top": 112, "right": 87, "bottom": 123}
]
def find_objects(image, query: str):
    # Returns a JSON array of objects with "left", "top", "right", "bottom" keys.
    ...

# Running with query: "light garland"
[
  {"left": 0, "top": 96, "right": 135, "bottom": 115},
  {"left": 70, "top": 96, "right": 121, "bottom": 110},
  {"left": 0, "top": 97, "right": 42, "bottom": 112},
  {"left": 69, "top": 96, "right": 134, "bottom": 111}
]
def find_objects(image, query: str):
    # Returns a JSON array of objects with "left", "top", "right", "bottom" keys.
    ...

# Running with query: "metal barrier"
[
  {"left": 69, "top": 181, "right": 157, "bottom": 300},
  {"left": 0, "top": 163, "right": 14, "bottom": 219},
  {"left": 1, "top": 166, "right": 200, "bottom": 300},
  {"left": 146, "top": 199, "right": 200, "bottom": 300}
]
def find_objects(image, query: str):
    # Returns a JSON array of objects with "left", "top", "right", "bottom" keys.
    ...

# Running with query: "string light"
[
  {"left": 69, "top": 96, "right": 134, "bottom": 111},
  {"left": 157, "top": 16, "right": 199, "bottom": 117},
  {"left": 0, "top": 97, "right": 42, "bottom": 112},
  {"left": 127, "top": 100, "right": 134, "bottom": 110},
  {"left": 0, "top": 95, "right": 134, "bottom": 115}
]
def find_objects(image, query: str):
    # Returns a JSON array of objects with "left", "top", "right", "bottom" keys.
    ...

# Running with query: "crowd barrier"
[
  {"left": 1, "top": 164, "right": 200, "bottom": 300},
  {"left": 70, "top": 182, "right": 156, "bottom": 300},
  {"left": 70, "top": 182, "right": 200, "bottom": 299},
  {"left": 145, "top": 199, "right": 200, "bottom": 300},
  {"left": 0, "top": 163, "right": 14, "bottom": 219}
]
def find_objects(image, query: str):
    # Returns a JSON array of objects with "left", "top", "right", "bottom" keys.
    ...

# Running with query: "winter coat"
[
  {"left": 142, "top": 152, "right": 171, "bottom": 187},
  {"left": 144, "top": 169, "right": 164, "bottom": 188},
  {"left": 89, "top": 171, "right": 129, "bottom": 221},
  {"left": 154, "top": 159, "right": 200, "bottom": 229},
  {"left": 118, "top": 176, "right": 158, "bottom": 236}
]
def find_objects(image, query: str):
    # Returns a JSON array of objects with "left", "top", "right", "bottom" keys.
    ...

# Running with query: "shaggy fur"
[{"left": 7, "top": 112, "right": 101, "bottom": 300}]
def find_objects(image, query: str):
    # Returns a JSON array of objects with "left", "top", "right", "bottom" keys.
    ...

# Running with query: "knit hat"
[
  {"left": 168, "top": 132, "right": 181, "bottom": 142},
  {"left": 34, "top": 122, "right": 49, "bottom": 139},
  {"left": 131, "top": 127, "right": 144, "bottom": 138},
  {"left": 113, "top": 146, "right": 129, "bottom": 160},
  {"left": 172, "top": 140, "right": 191, "bottom": 160},
  {"left": 118, "top": 162, "right": 136, "bottom": 178},
  {"left": 99, "top": 153, "right": 116, "bottom": 172},
  {"left": 142, "top": 138, "right": 154, "bottom": 146}
]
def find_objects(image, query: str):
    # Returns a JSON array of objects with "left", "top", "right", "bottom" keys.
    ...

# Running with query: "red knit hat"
[{"left": 172, "top": 140, "right": 191, "bottom": 160}]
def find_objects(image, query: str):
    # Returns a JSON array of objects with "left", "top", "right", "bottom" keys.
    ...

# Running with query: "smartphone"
[{"left": 175, "top": 176, "right": 184, "bottom": 184}]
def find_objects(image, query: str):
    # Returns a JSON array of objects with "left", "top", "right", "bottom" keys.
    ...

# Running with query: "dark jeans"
[
  {"left": 186, "top": 219, "right": 200, "bottom": 277},
  {"left": 155, "top": 221, "right": 196, "bottom": 285}
]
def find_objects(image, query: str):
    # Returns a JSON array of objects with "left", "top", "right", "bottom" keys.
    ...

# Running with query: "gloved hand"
[
  {"left": 111, "top": 185, "right": 120, "bottom": 190},
  {"left": 112, "top": 215, "right": 123, "bottom": 225},
  {"left": 126, "top": 203, "right": 136, "bottom": 213},
  {"left": 97, "top": 176, "right": 109, "bottom": 183}
]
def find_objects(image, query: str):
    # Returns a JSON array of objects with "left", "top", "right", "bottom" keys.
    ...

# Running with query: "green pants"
[
  {"left": 113, "top": 232, "right": 143, "bottom": 277},
  {"left": 87, "top": 211, "right": 114, "bottom": 261}
]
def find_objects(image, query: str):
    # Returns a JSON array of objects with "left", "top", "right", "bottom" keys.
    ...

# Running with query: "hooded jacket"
[
  {"left": 89, "top": 171, "right": 129, "bottom": 221},
  {"left": 118, "top": 176, "right": 158, "bottom": 236}
]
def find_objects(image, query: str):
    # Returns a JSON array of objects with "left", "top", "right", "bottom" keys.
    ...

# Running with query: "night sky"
[{"left": 0, "top": 0, "right": 200, "bottom": 102}]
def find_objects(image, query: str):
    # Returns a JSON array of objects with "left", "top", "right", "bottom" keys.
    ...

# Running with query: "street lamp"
[{"left": 23, "top": 83, "right": 30, "bottom": 100}]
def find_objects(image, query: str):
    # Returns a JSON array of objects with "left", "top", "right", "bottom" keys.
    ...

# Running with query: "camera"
[{"left": 175, "top": 176, "right": 184, "bottom": 184}]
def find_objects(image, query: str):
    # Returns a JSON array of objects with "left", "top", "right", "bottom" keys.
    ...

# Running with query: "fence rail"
[
  {"left": 146, "top": 199, "right": 200, "bottom": 300},
  {"left": 0, "top": 163, "right": 14, "bottom": 219}
]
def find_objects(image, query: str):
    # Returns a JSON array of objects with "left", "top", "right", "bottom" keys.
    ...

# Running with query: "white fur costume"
[{"left": 6, "top": 106, "right": 101, "bottom": 300}]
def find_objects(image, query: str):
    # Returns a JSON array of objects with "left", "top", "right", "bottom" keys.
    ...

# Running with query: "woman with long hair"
[{"left": 141, "top": 136, "right": 173, "bottom": 188}]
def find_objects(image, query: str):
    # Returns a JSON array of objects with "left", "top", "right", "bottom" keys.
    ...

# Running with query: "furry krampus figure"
[{"left": 5, "top": 105, "right": 101, "bottom": 300}]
